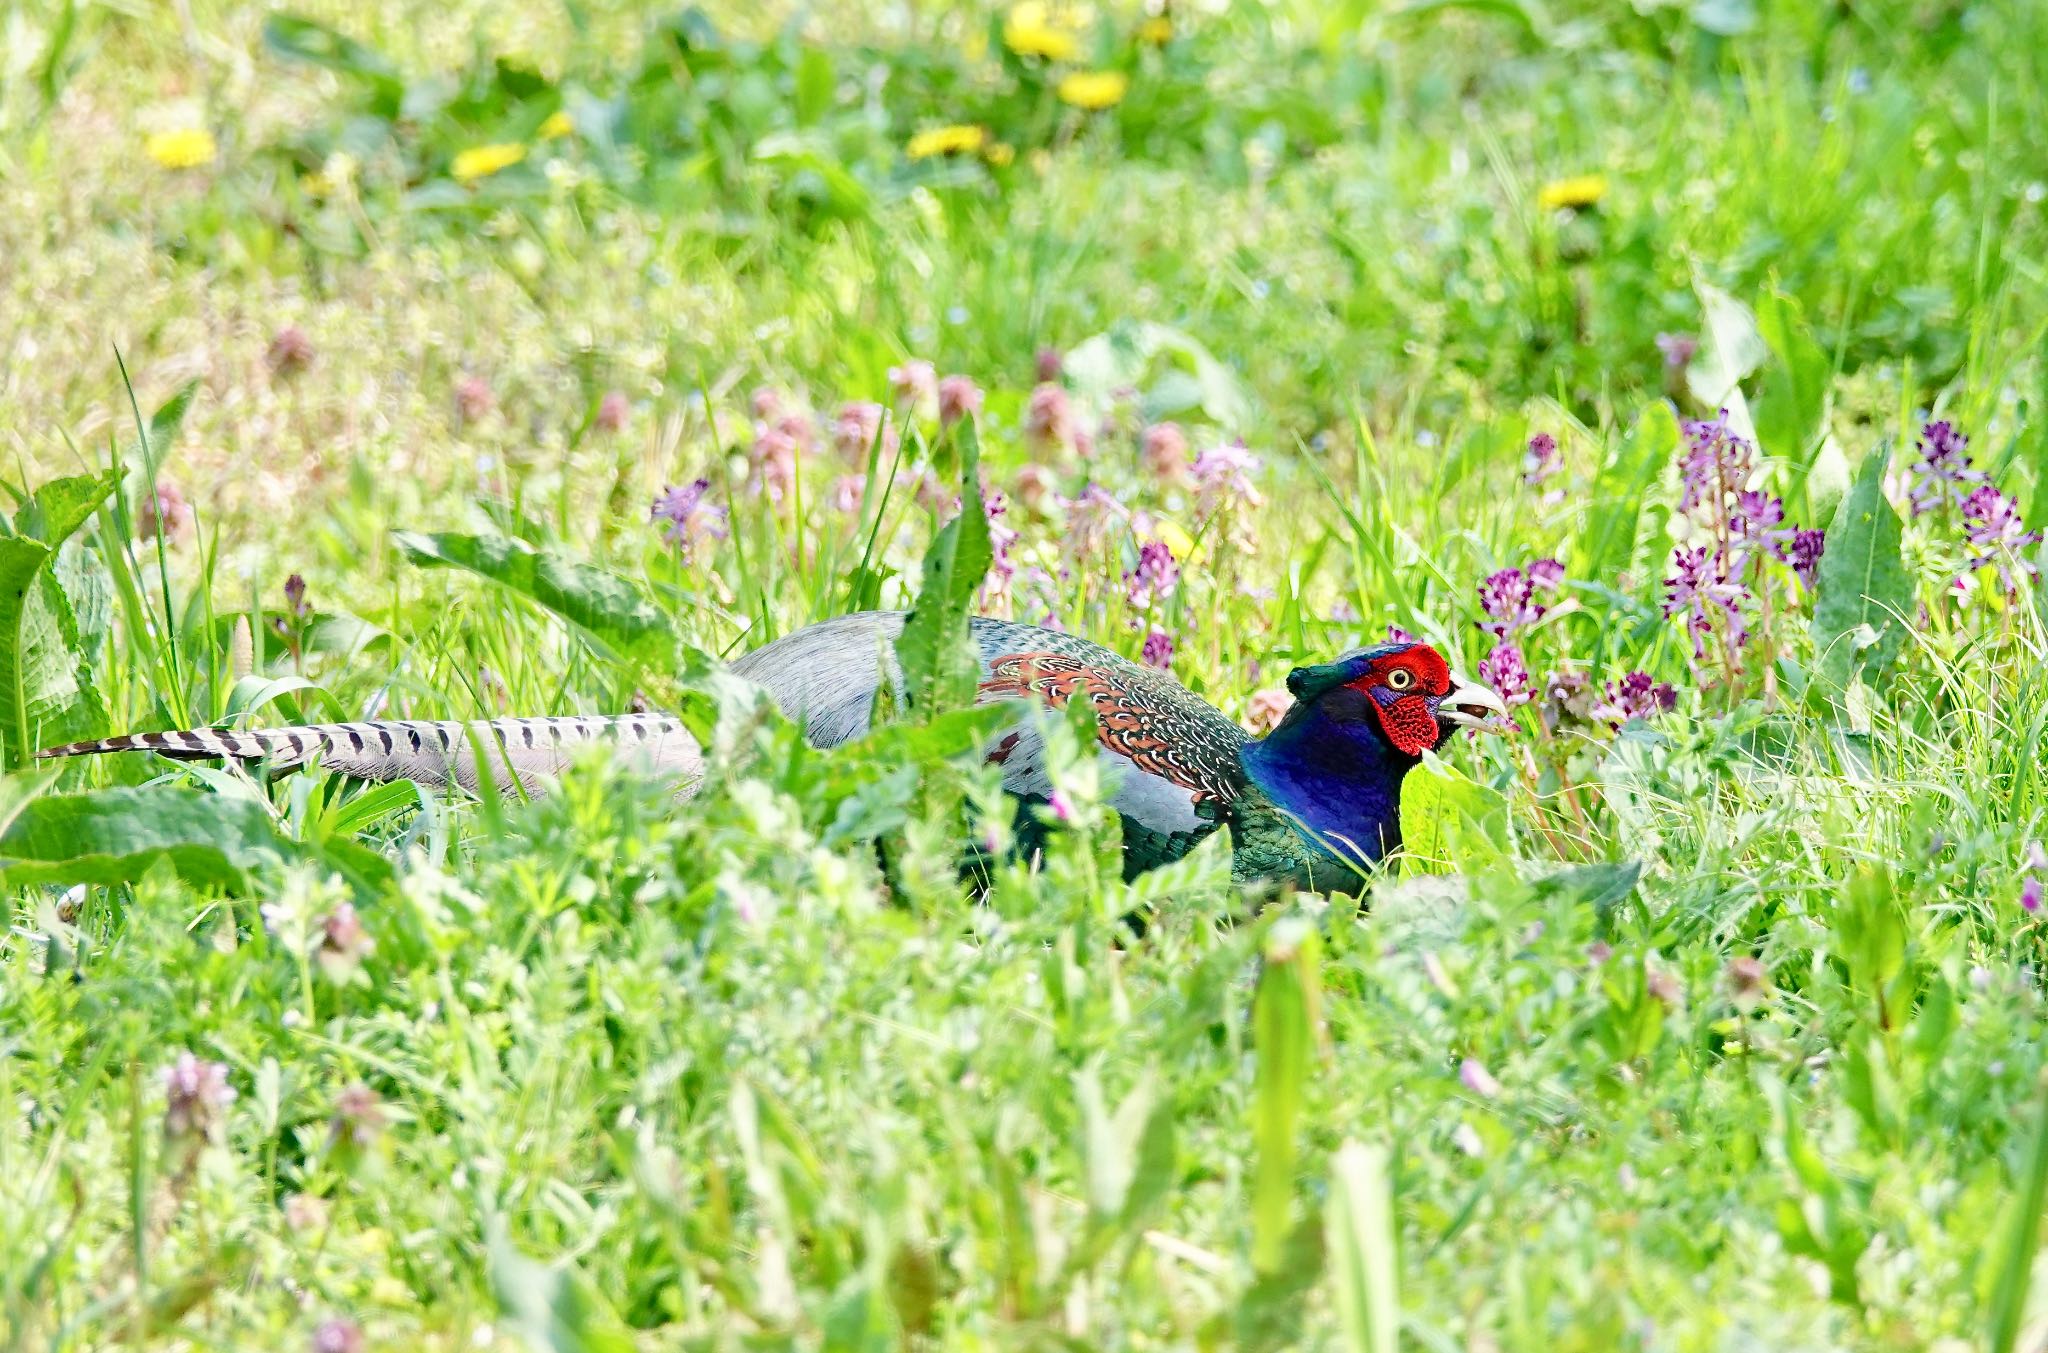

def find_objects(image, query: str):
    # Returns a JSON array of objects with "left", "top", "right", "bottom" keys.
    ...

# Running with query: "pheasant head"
[{"left": 1234, "top": 640, "right": 1508, "bottom": 886}]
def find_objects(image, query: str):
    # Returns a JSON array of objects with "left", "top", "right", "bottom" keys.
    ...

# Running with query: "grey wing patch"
[{"left": 730, "top": 610, "right": 908, "bottom": 748}]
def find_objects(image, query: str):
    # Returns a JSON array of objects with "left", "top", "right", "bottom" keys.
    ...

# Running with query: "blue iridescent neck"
[{"left": 1238, "top": 704, "right": 1415, "bottom": 868}]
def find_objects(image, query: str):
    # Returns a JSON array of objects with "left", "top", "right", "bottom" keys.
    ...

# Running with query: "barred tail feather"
[{"left": 37, "top": 715, "right": 703, "bottom": 797}]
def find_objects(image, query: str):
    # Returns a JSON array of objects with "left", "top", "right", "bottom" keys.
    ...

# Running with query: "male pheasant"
[{"left": 39, "top": 611, "right": 1506, "bottom": 890}]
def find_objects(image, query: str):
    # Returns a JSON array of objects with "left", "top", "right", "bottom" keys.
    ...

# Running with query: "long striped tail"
[{"left": 36, "top": 715, "right": 703, "bottom": 797}]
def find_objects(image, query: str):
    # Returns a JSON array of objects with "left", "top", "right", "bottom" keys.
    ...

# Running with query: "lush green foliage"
[{"left": 3, "top": 0, "right": 2048, "bottom": 1348}]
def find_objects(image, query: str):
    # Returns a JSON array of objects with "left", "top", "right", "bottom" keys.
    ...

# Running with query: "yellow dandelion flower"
[
  {"left": 1138, "top": 15, "right": 1173, "bottom": 44},
  {"left": 145, "top": 128, "right": 216, "bottom": 170},
  {"left": 1004, "top": 2, "right": 1079, "bottom": 60},
  {"left": 451, "top": 143, "right": 527, "bottom": 184},
  {"left": 984, "top": 141, "right": 1016, "bottom": 167},
  {"left": 539, "top": 110, "right": 574, "bottom": 140},
  {"left": 1537, "top": 173, "right": 1607, "bottom": 212},
  {"left": 907, "top": 124, "right": 987, "bottom": 159},
  {"left": 1057, "top": 70, "right": 1128, "bottom": 110}
]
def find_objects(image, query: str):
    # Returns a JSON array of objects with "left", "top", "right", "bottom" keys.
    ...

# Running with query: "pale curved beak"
[{"left": 1437, "top": 674, "right": 1510, "bottom": 731}]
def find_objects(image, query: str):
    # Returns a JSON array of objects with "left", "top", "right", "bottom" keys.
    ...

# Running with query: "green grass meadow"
[{"left": 4, "top": 0, "right": 2048, "bottom": 1347}]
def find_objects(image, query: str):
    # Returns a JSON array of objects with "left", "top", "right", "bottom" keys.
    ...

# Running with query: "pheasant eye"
[{"left": 1385, "top": 668, "right": 1413, "bottom": 691}]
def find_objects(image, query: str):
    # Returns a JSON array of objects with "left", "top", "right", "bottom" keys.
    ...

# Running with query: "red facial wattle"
[
  {"left": 1348, "top": 647, "right": 1453, "bottom": 757},
  {"left": 1373, "top": 693, "right": 1441, "bottom": 756}
]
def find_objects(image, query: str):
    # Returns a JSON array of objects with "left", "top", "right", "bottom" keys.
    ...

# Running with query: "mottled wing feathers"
[
  {"left": 976, "top": 651, "right": 1245, "bottom": 804},
  {"left": 38, "top": 715, "right": 702, "bottom": 796}
]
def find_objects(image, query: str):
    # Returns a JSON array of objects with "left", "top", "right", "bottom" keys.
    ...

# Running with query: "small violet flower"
[
  {"left": 1477, "top": 643, "right": 1533, "bottom": 708},
  {"left": 937, "top": 374, "right": 983, "bottom": 426},
  {"left": 139, "top": 480, "right": 193, "bottom": 543},
  {"left": 650, "top": 479, "right": 728, "bottom": 559},
  {"left": 1677, "top": 410, "right": 1755, "bottom": 517},
  {"left": 1458, "top": 1057, "right": 1502, "bottom": 1099},
  {"left": 1026, "top": 382, "right": 1078, "bottom": 452},
  {"left": 1142, "top": 422, "right": 1190, "bottom": 481},
  {"left": 1787, "top": 529, "right": 1826, "bottom": 589},
  {"left": 1190, "top": 441, "right": 1263, "bottom": 510},
  {"left": 1477, "top": 568, "right": 1544, "bottom": 639},
  {"left": 1960, "top": 484, "right": 2043, "bottom": 594},
  {"left": 267, "top": 325, "right": 314, "bottom": 375},
  {"left": 832, "top": 401, "right": 895, "bottom": 464},
  {"left": 163, "top": 1052, "right": 236, "bottom": 1144},
  {"left": 453, "top": 374, "right": 494, "bottom": 423},
  {"left": 1125, "top": 538, "right": 1179, "bottom": 610},
  {"left": 1590, "top": 671, "right": 1678, "bottom": 728},
  {"left": 1908, "top": 419, "right": 1984, "bottom": 517},
  {"left": 1521, "top": 432, "right": 1560, "bottom": 490},
  {"left": 887, "top": 359, "right": 938, "bottom": 413},
  {"left": 1656, "top": 332, "right": 1698, "bottom": 370},
  {"left": 1244, "top": 688, "right": 1292, "bottom": 734},
  {"left": 1140, "top": 628, "right": 1174, "bottom": 670}
]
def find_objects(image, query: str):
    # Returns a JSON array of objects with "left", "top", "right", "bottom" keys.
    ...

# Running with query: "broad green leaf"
[
  {"left": 1325, "top": 1142, "right": 1398, "bottom": 1353},
  {"left": 0, "top": 475, "right": 119, "bottom": 770},
  {"left": 1687, "top": 277, "right": 1768, "bottom": 414},
  {"left": 0, "top": 786, "right": 298, "bottom": 889},
  {"left": 394, "top": 531, "right": 675, "bottom": 669},
  {"left": 1064, "top": 320, "right": 1253, "bottom": 433},
  {"left": 19, "top": 471, "right": 120, "bottom": 547},
  {"left": 261, "top": 14, "right": 405, "bottom": 105},
  {"left": 893, "top": 420, "right": 993, "bottom": 715},
  {"left": 486, "top": 1219, "right": 634, "bottom": 1353},
  {"left": 0, "top": 474, "right": 117, "bottom": 769},
  {"left": 1398, "top": 752, "right": 1508, "bottom": 875},
  {"left": 1985, "top": 1069, "right": 2048, "bottom": 1353},
  {"left": 1251, "top": 917, "right": 1320, "bottom": 1275},
  {"left": 1810, "top": 446, "right": 1912, "bottom": 698},
  {"left": 1752, "top": 289, "right": 1833, "bottom": 473}
]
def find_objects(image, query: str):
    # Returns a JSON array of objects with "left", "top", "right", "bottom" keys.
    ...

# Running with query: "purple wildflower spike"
[
  {"left": 1656, "top": 333, "right": 1698, "bottom": 370},
  {"left": 1909, "top": 419, "right": 1984, "bottom": 517},
  {"left": 1191, "top": 441, "right": 1262, "bottom": 509},
  {"left": 1141, "top": 629, "right": 1174, "bottom": 670},
  {"left": 1960, "top": 484, "right": 2043, "bottom": 593},
  {"left": 1591, "top": 671, "right": 1678, "bottom": 728},
  {"left": 1729, "top": 490, "right": 1793, "bottom": 564},
  {"left": 1125, "top": 538, "right": 1179, "bottom": 609},
  {"left": 1522, "top": 433, "right": 1560, "bottom": 490},
  {"left": 1787, "top": 529, "right": 1826, "bottom": 588},
  {"left": 1477, "top": 567, "right": 1544, "bottom": 639},
  {"left": 651, "top": 479, "right": 728, "bottom": 558},
  {"left": 1478, "top": 643, "right": 1533, "bottom": 708},
  {"left": 1676, "top": 411, "right": 1756, "bottom": 516},
  {"left": 1662, "top": 546, "right": 1748, "bottom": 657}
]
